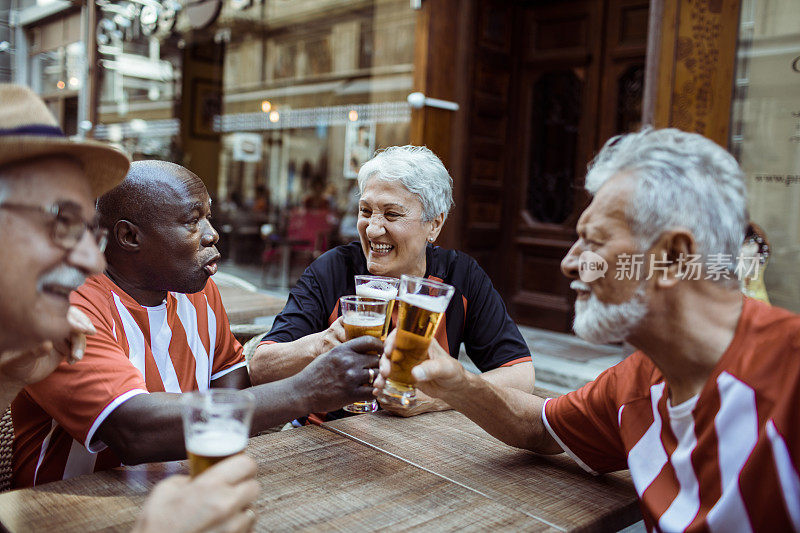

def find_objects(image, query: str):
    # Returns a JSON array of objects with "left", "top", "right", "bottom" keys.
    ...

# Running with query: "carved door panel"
[
  {"left": 506, "top": 0, "right": 604, "bottom": 332},
  {"left": 505, "top": 0, "right": 648, "bottom": 332},
  {"left": 456, "top": 0, "right": 648, "bottom": 333}
]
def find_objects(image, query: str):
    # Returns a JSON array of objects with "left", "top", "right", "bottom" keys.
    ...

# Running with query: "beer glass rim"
[
  {"left": 399, "top": 274, "right": 455, "bottom": 294},
  {"left": 180, "top": 388, "right": 256, "bottom": 409},
  {"left": 340, "top": 295, "right": 390, "bottom": 309},
  {"left": 355, "top": 274, "right": 400, "bottom": 285}
]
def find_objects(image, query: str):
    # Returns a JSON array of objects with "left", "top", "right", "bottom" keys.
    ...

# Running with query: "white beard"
[{"left": 573, "top": 284, "right": 649, "bottom": 344}]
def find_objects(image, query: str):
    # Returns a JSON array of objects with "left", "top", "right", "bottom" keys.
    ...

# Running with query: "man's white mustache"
[
  {"left": 570, "top": 280, "right": 591, "bottom": 292},
  {"left": 37, "top": 265, "right": 86, "bottom": 293}
]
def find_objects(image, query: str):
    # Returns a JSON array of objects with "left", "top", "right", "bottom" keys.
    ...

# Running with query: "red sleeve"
[
  {"left": 205, "top": 280, "right": 245, "bottom": 380},
  {"left": 24, "top": 286, "right": 149, "bottom": 451},
  {"left": 543, "top": 358, "right": 636, "bottom": 474}
]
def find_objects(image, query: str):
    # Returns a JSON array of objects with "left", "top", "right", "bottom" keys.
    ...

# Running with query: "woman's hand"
[{"left": 314, "top": 316, "right": 347, "bottom": 357}]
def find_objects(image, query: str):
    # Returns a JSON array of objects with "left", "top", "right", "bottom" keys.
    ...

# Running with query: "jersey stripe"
[
  {"left": 628, "top": 382, "right": 669, "bottom": 496},
  {"left": 63, "top": 439, "right": 98, "bottom": 480},
  {"left": 147, "top": 305, "right": 181, "bottom": 393},
  {"left": 85, "top": 389, "right": 149, "bottom": 452},
  {"left": 206, "top": 296, "right": 218, "bottom": 373},
  {"left": 766, "top": 420, "right": 800, "bottom": 530},
  {"left": 706, "top": 372, "right": 758, "bottom": 533},
  {"left": 499, "top": 356, "right": 532, "bottom": 367},
  {"left": 175, "top": 293, "right": 209, "bottom": 391},
  {"left": 658, "top": 413, "right": 700, "bottom": 531},
  {"left": 542, "top": 398, "right": 599, "bottom": 475},
  {"left": 32, "top": 421, "right": 57, "bottom": 486},
  {"left": 113, "top": 293, "right": 148, "bottom": 377}
]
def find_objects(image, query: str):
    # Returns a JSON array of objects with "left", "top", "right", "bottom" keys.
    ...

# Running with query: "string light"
[
  {"left": 268, "top": 110, "right": 280, "bottom": 123},
  {"left": 348, "top": 109, "right": 358, "bottom": 122},
  {"left": 261, "top": 100, "right": 271, "bottom": 113}
]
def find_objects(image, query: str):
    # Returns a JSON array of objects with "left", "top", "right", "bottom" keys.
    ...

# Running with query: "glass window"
[
  {"left": 215, "top": 0, "right": 415, "bottom": 280},
  {"left": 730, "top": 0, "right": 800, "bottom": 312},
  {"left": 93, "top": 1, "right": 182, "bottom": 160}
]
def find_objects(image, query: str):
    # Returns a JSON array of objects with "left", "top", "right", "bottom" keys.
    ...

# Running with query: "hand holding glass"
[
  {"left": 180, "top": 389, "right": 255, "bottom": 477},
  {"left": 380, "top": 275, "right": 454, "bottom": 407},
  {"left": 340, "top": 295, "right": 388, "bottom": 413}
]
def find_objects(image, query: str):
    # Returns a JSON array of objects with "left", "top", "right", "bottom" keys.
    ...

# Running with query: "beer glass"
[
  {"left": 340, "top": 295, "right": 388, "bottom": 413},
  {"left": 381, "top": 275, "right": 454, "bottom": 407},
  {"left": 180, "top": 389, "right": 255, "bottom": 477},
  {"left": 354, "top": 275, "right": 400, "bottom": 339}
]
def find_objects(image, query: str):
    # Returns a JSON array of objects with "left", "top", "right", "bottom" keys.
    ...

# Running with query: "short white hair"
[
  {"left": 357, "top": 145, "right": 454, "bottom": 222},
  {"left": 586, "top": 128, "right": 747, "bottom": 277}
]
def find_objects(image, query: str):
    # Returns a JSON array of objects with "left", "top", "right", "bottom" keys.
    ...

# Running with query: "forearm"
[
  {"left": 98, "top": 374, "right": 327, "bottom": 465},
  {"left": 436, "top": 372, "right": 560, "bottom": 454},
  {"left": 479, "top": 361, "right": 535, "bottom": 393},
  {"left": 248, "top": 333, "right": 323, "bottom": 383}
]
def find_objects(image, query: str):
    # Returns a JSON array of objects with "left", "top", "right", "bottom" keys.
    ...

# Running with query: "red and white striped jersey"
[
  {"left": 543, "top": 298, "right": 800, "bottom": 532},
  {"left": 12, "top": 274, "right": 245, "bottom": 488}
]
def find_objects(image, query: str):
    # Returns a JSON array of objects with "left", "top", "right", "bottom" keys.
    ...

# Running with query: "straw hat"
[{"left": 0, "top": 84, "right": 129, "bottom": 197}]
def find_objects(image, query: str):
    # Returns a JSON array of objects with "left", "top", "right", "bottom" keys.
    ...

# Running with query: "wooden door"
[{"left": 457, "top": 0, "right": 648, "bottom": 332}]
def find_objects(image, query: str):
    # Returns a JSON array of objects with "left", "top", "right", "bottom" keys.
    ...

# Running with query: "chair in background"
[{"left": 262, "top": 207, "right": 337, "bottom": 289}]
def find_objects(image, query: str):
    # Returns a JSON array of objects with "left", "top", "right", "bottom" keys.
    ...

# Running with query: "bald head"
[
  {"left": 97, "top": 160, "right": 206, "bottom": 230},
  {"left": 96, "top": 160, "right": 220, "bottom": 304}
]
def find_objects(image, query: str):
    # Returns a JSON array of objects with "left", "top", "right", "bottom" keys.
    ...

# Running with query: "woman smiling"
[{"left": 250, "top": 146, "right": 534, "bottom": 416}]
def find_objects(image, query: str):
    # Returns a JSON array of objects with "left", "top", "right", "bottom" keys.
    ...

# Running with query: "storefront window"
[
  {"left": 730, "top": 0, "right": 800, "bottom": 312},
  {"left": 214, "top": 0, "right": 415, "bottom": 277},
  {"left": 93, "top": 0, "right": 181, "bottom": 160},
  {"left": 26, "top": 11, "right": 84, "bottom": 135},
  {"left": 89, "top": 0, "right": 415, "bottom": 285}
]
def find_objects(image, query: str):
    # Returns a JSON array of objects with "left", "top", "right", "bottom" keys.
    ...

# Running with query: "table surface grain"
[
  {"left": 323, "top": 410, "right": 641, "bottom": 532},
  {"left": 0, "top": 412, "right": 640, "bottom": 532}
]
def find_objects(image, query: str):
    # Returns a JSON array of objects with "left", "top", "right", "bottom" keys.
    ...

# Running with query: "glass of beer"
[
  {"left": 354, "top": 275, "right": 400, "bottom": 339},
  {"left": 380, "top": 275, "right": 454, "bottom": 407},
  {"left": 180, "top": 389, "right": 255, "bottom": 477},
  {"left": 340, "top": 295, "right": 388, "bottom": 413}
]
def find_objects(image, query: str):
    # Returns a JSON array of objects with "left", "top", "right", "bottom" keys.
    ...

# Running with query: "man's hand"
[
  {"left": 0, "top": 306, "right": 95, "bottom": 388},
  {"left": 132, "top": 454, "right": 259, "bottom": 533},
  {"left": 314, "top": 316, "right": 346, "bottom": 357},
  {"left": 298, "top": 335, "right": 382, "bottom": 413},
  {"left": 373, "top": 330, "right": 469, "bottom": 408}
]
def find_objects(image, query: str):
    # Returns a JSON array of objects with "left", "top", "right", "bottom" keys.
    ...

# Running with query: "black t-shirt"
[{"left": 263, "top": 242, "right": 531, "bottom": 370}]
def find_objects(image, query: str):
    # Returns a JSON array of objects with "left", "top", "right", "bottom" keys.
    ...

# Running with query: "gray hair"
[
  {"left": 585, "top": 128, "right": 747, "bottom": 278},
  {"left": 357, "top": 145, "right": 454, "bottom": 221}
]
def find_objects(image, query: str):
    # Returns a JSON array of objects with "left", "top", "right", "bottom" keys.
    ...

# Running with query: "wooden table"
[
  {"left": 0, "top": 412, "right": 640, "bottom": 532},
  {"left": 323, "top": 411, "right": 641, "bottom": 532}
]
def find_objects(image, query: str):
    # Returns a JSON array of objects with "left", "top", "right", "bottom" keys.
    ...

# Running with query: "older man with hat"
[{"left": 0, "top": 84, "right": 259, "bottom": 532}]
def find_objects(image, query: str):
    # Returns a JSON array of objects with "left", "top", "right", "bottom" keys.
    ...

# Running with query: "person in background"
[
  {"left": 0, "top": 84, "right": 257, "bottom": 532},
  {"left": 252, "top": 146, "right": 534, "bottom": 418},
  {"left": 12, "top": 159, "right": 380, "bottom": 488},
  {"left": 376, "top": 128, "right": 800, "bottom": 530}
]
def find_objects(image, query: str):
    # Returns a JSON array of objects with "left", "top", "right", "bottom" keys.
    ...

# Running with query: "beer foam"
[
  {"left": 186, "top": 429, "right": 248, "bottom": 458},
  {"left": 343, "top": 311, "right": 385, "bottom": 327},
  {"left": 356, "top": 283, "right": 398, "bottom": 300},
  {"left": 400, "top": 292, "right": 449, "bottom": 314}
]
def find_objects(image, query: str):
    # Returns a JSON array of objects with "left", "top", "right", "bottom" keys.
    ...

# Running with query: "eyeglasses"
[{"left": 0, "top": 201, "right": 108, "bottom": 252}]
